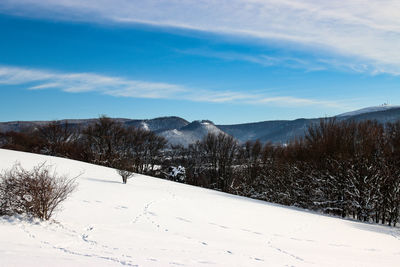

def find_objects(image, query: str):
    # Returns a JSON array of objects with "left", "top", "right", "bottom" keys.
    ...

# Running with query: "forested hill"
[{"left": 2, "top": 107, "right": 400, "bottom": 145}]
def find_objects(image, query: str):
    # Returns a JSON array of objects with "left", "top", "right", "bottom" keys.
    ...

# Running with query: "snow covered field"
[{"left": 1, "top": 149, "right": 400, "bottom": 266}]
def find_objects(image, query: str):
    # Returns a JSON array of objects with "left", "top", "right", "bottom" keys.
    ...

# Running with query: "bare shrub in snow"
[
  {"left": 0, "top": 162, "right": 77, "bottom": 220},
  {"left": 117, "top": 169, "right": 134, "bottom": 184}
]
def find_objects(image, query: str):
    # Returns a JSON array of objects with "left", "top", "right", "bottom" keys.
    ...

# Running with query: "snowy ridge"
[
  {"left": 337, "top": 105, "right": 400, "bottom": 117},
  {"left": 160, "top": 120, "right": 226, "bottom": 146},
  {"left": 1, "top": 149, "right": 400, "bottom": 266}
]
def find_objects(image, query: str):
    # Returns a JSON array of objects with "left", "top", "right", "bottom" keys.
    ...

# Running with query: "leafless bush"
[
  {"left": 117, "top": 169, "right": 134, "bottom": 184},
  {"left": 0, "top": 162, "right": 77, "bottom": 220}
]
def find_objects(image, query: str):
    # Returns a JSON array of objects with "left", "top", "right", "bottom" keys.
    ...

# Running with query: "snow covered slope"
[
  {"left": 1, "top": 149, "right": 400, "bottom": 266},
  {"left": 160, "top": 120, "right": 226, "bottom": 146},
  {"left": 337, "top": 105, "right": 400, "bottom": 117}
]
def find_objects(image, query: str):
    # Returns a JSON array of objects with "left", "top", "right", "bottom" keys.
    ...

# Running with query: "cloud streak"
[
  {"left": 1, "top": 0, "right": 400, "bottom": 74},
  {"left": 178, "top": 49, "right": 327, "bottom": 71},
  {"left": 0, "top": 65, "right": 345, "bottom": 108},
  {"left": 0, "top": 66, "right": 185, "bottom": 98}
]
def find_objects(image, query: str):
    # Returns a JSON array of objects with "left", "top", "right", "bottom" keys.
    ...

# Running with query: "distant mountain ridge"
[
  {"left": 219, "top": 107, "right": 400, "bottom": 144},
  {"left": 0, "top": 117, "right": 188, "bottom": 134},
  {"left": 2, "top": 107, "right": 400, "bottom": 146},
  {"left": 337, "top": 105, "right": 400, "bottom": 117}
]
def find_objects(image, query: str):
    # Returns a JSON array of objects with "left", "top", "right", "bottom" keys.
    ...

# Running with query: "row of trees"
[
  {"left": 0, "top": 117, "right": 167, "bottom": 175},
  {"left": 163, "top": 133, "right": 238, "bottom": 191},
  {"left": 164, "top": 119, "right": 400, "bottom": 226},
  {"left": 82, "top": 117, "right": 167, "bottom": 173},
  {"left": 3, "top": 117, "right": 400, "bottom": 225}
]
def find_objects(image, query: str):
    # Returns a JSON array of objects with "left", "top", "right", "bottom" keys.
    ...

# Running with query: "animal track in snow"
[
  {"left": 267, "top": 240, "right": 305, "bottom": 262},
  {"left": 176, "top": 217, "right": 192, "bottom": 223},
  {"left": 209, "top": 222, "right": 229, "bottom": 229}
]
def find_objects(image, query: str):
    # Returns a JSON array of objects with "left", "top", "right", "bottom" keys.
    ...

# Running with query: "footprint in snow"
[
  {"left": 176, "top": 217, "right": 192, "bottom": 223},
  {"left": 197, "top": 261, "right": 215, "bottom": 264},
  {"left": 209, "top": 222, "right": 229, "bottom": 229},
  {"left": 364, "top": 248, "right": 380, "bottom": 252},
  {"left": 328, "top": 243, "right": 350, "bottom": 248},
  {"left": 170, "top": 262, "right": 185, "bottom": 266}
]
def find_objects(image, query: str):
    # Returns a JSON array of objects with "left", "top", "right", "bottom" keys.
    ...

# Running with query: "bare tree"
[
  {"left": 83, "top": 116, "right": 126, "bottom": 167},
  {"left": 117, "top": 169, "right": 134, "bottom": 184},
  {"left": 36, "top": 121, "right": 79, "bottom": 157}
]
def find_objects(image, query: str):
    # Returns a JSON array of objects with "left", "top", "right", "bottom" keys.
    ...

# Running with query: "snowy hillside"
[
  {"left": 125, "top": 117, "right": 189, "bottom": 133},
  {"left": 1, "top": 149, "right": 400, "bottom": 266},
  {"left": 337, "top": 105, "right": 400, "bottom": 117},
  {"left": 160, "top": 120, "right": 225, "bottom": 146}
]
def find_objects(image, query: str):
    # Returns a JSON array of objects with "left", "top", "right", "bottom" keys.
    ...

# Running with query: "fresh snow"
[
  {"left": 337, "top": 105, "right": 400, "bottom": 117},
  {"left": 1, "top": 149, "right": 400, "bottom": 266}
]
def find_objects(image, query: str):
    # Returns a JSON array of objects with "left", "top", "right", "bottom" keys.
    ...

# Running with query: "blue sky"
[{"left": 1, "top": 0, "right": 400, "bottom": 124}]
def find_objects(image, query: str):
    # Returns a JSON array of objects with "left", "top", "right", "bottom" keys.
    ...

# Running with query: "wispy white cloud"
[
  {"left": 0, "top": 65, "right": 346, "bottom": 108},
  {"left": 248, "top": 96, "right": 343, "bottom": 108},
  {"left": 1, "top": 0, "right": 400, "bottom": 74},
  {"left": 0, "top": 65, "right": 186, "bottom": 98},
  {"left": 178, "top": 49, "right": 327, "bottom": 71}
]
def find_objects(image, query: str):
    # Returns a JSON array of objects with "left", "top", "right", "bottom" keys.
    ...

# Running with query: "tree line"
[
  {"left": 164, "top": 119, "right": 400, "bottom": 226},
  {"left": 2, "top": 117, "right": 400, "bottom": 225},
  {"left": 0, "top": 116, "right": 167, "bottom": 175}
]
